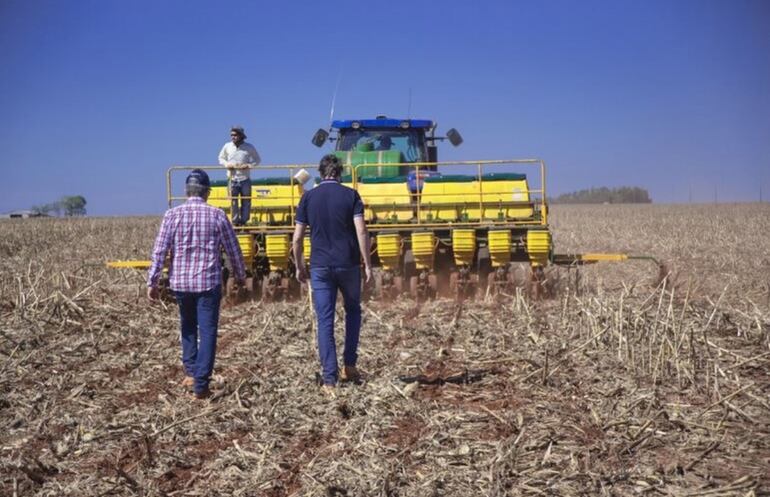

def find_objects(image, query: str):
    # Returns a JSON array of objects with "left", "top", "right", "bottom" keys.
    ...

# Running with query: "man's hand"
[
  {"left": 147, "top": 286, "right": 160, "bottom": 301},
  {"left": 363, "top": 265, "right": 373, "bottom": 284},
  {"left": 296, "top": 264, "right": 309, "bottom": 283}
]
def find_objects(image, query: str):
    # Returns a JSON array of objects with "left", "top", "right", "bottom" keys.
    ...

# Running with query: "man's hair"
[
  {"left": 186, "top": 183, "right": 209, "bottom": 198},
  {"left": 318, "top": 154, "right": 343, "bottom": 179},
  {"left": 231, "top": 126, "right": 246, "bottom": 139}
]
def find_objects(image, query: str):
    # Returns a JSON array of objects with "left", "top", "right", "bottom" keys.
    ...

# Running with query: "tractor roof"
[{"left": 331, "top": 117, "right": 434, "bottom": 130}]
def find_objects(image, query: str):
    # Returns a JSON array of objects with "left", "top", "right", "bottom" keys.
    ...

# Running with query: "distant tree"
[
  {"left": 30, "top": 201, "right": 61, "bottom": 216},
  {"left": 48, "top": 201, "right": 63, "bottom": 216},
  {"left": 551, "top": 186, "right": 651, "bottom": 204},
  {"left": 59, "top": 195, "right": 87, "bottom": 216},
  {"left": 30, "top": 204, "right": 49, "bottom": 216}
]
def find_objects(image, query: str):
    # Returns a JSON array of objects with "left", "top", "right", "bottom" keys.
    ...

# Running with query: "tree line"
[
  {"left": 31, "top": 195, "right": 88, "bottom": 216},
  {"left": 550, "top": 186, "right": 651, "bottom": 204}
]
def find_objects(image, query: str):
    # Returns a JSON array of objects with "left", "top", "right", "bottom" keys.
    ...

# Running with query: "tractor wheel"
[
  {"left": 225, "top": 277, "right": 241, "bottom": 304},
  {"left": 279, "top": 277, "right": 290, "bottom": 301},
  {"left": 505, "top": 266, "right": 520, "bottom": 295},
  {"left": 512, "top": 264, "right": 528, "bottom": 289},
  {"left": 373, "top": 270, "right": 384, "bottom": 299},
  {"left": 393, "top": 275, "right": 404, "bottom": 297},
  {"left": 262, "top": 277, "right": 274, "bottom": 302},
  {"left": 449, "top": 272, "right": 459, "bottom": 295},
  {"left": 409, "top": 275, "right": 419, "bottom": 300},
  {"left": 434, "top": 270, "right": 451, "bottom": 298},
  {"left": 468, "top": 273, "right": 479, "bottom": 298},
  {"left": 428, "top": 274, "right": 437, "bottom": 299},
  {"left": 244, "top": 277, "right": 257, "bottom": 301},
  {"left": 486, "top": 272, "right": 498, "bottom": 296},
  {"left": 529, "top": 265, "right": 548, "bottom": 300}
]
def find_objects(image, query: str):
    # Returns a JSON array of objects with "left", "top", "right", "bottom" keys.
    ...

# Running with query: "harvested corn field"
[{"left": 1, "top": 204, "right": 769, "bottom": 496}]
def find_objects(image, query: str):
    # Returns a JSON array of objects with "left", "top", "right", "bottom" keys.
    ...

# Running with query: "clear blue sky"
[{"left": 1, "top": 0, "right": 768, "bottom": 215}]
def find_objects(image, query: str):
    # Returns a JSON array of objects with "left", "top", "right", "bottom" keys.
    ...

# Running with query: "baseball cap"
[{"left": 185, "top": 169, "right": 211, "bottom": 188}]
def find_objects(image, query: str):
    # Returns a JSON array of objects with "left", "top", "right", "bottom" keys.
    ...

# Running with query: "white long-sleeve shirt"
[{"left": 218, "top": 141, "right": 261, "bottom": 182}]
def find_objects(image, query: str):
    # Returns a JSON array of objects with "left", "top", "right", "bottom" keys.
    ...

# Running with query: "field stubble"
[{"left": 0, "top": 204, "right": 768, "bottom": 496}]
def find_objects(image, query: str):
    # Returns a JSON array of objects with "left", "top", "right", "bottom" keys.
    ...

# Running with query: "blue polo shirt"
[{"left": 295, "top": 180, "right": 365, "bottom": 267}]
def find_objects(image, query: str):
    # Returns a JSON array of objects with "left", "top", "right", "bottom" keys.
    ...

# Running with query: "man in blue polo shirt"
[{"left": 292, "top": 154, "right": 373, "bottom": 397}]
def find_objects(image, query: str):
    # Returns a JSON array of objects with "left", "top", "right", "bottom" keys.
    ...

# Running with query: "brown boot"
[
  {"left": 192, "top": 388, "right": 211, "bottom": 400},
  {"left": 340, "top": 366, "right": 360, "bottom": 383}
]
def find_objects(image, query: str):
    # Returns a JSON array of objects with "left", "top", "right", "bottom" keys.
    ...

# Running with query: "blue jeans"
[
  {"left": 310, "top": 266, "right": 362, "bottom": 385},
  {"left": 174, "top": 286, "right": 222, "bottom": 394},
  {"left": 230, "top": 178, "right": 251, "bottom": 225}
]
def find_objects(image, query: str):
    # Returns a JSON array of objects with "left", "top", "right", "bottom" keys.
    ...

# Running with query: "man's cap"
[{"left": 186, "top": 169, "right": 211, "bottom": 188}]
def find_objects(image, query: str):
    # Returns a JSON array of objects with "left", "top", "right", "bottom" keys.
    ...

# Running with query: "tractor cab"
[{"left": 312, "top": 116, "right": 462, "bottom": 180}]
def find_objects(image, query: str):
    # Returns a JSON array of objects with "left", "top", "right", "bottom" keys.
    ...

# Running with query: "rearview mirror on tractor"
[
  {"left": 311, "top": 129, "right": 329, "bottom": 147},
  {"left": 447, "top": 128, "right": 463, "bottom": 147}
]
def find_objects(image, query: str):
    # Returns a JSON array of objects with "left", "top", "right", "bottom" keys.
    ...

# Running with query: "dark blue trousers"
[
  {"left": 229, "top": 178, "right": 251, "bottom": 225},
  {"left": 174, "top": 285, "right": 222, "bottom": 394},
  {"left": 310, "top": 266, "right": 362, "bottom": 385}
]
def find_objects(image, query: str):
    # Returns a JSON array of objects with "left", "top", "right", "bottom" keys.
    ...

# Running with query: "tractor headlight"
[
  {"left": 400, "top": 120, "right": 410, "bottom": 129},
  {"left": 351, "top": 121, "right": 361, "bottom": 129}
]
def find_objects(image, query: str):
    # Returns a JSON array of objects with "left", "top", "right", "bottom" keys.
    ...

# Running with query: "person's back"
[
  {"left": 160, "top": 199, "right": 232, "bottom": 291},
  {"left": 299, "top": 180, "right": 362, "bottom": 269}
]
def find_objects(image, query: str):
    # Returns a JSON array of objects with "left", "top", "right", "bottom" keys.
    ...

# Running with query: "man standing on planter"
[
  {"left": 218, "top": 126, "right": 260, "bottom": 226},
  {"left": 147, "top": 169, "right": 246, "bottom": 399},
  {"left": 292, "top": 154, "right": 373, "bottom": 397}
]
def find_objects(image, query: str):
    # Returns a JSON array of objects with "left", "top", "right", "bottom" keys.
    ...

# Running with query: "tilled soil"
[{"left": 1, "top": 205, "right": 769, "bottom": 496}]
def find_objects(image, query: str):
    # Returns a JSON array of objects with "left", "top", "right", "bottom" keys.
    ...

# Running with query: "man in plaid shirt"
[{"left": 147, "top": 169, "right": 246, "bottom": 399}]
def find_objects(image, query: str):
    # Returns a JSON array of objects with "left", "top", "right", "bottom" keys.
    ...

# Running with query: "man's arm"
[
  {"left": 292, "top": 223, "right": 308, "bottom": 282},
  {"left": 219, "top": 214, "right": 246, "bottom": 283},
  {"left": 293, "top": 194, "right": 309, "bottom": 282},
  {"left": 351, "top": 191, "right": 371, "bottom": 283},
  {"left": 219, "top": 144, "right": 235, "bottom": 179},
  {"left": 218, "top": 144, "right": 229, "bottom": 166},
  {"left": 250, "top": 146, "right": 261, "bottom": 166},
  {"left": 147, "top": 212, "right": 173, "bottom": 300},
  {"left": 354, "top": 216, "right": 372, "bottom": 283}
]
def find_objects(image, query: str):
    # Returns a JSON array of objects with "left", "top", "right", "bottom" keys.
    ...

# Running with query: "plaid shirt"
[{"left": 147, "top": 197, "right": 246, "bottom": 292}]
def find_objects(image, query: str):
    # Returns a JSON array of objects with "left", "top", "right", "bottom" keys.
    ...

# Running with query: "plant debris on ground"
[{"left": 1, "top": 205, "right": 769, "bottom": 496}]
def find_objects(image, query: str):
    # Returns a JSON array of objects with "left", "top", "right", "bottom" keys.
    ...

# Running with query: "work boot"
[
  {"left": 320, "top": 384, "right": 337, "bottom": 399},
  {"left": 340, "top": 366, "right": 361, "bottom": 383},
  {"left": 192, "top": 388, "right": 211, "bottom": 400}
]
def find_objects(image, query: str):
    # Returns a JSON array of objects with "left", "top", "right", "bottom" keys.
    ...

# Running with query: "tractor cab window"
[{"left": 337, "top": 129, "right": 426, "bottom": 162}]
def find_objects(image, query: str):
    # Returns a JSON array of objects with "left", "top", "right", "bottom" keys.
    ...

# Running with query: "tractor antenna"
[
  {"left": 407, "top": 87, "right": 412, "bottom": 119},
  {"left": 329, "top": 67, "right": 343, "bottom": 124}
]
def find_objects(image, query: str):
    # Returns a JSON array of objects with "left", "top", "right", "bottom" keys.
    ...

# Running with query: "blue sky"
[{"left": 1, "top": 0, "right": 768, "bottom": 215}]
